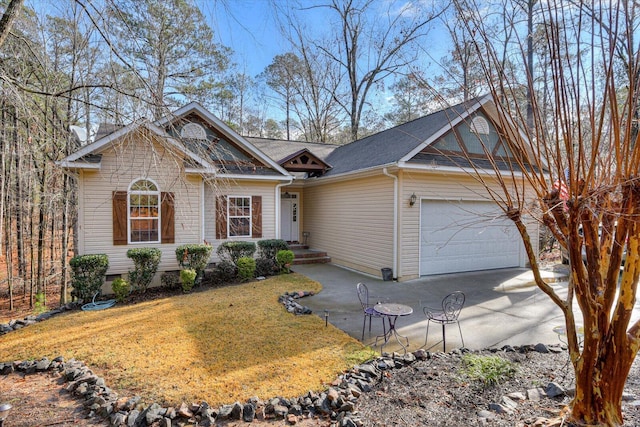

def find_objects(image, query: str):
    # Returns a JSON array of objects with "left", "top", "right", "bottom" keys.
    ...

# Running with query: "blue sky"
[{"left": 201, "top": 0, "right": 451, "bottom": 79}]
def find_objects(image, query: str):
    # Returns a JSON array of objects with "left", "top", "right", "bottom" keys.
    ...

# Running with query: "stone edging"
[
  {"left": 0, "top": 292, "right": 574, "bottom": 426},
  {"left": 1, "top": 344, "right": 571, "bottom": 427},
  {"left": 0, "top": 303, "right": 79, "bottom": 335}
]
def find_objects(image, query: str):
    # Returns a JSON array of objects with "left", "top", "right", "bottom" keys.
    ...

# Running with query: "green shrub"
[
  {"left": 255, "top": 258, "right": 277, "bottom": 277},
  {"left": 176, "top": 243, "right": 213, "bottom": 275},
  {"left": 211, "top": 260, "right": 237, "bottom": 285},
  {"left": 180, "top": 269, "right": 197, "bottom": 293},
  {"left": 111, "top": 278, "right": 130, "bottom": 302},
  {"left": 276, "top": 249, "right": 295, "bottom": 273},
  {"left": 69, "top": 254, "right": 109, "bottom": 302},
  {"left": 459, "top": 354, "right": 517, "bottom": 388},
  {"left": 257, "top": 239, "right": 289, "bottom": 261},
  {"left": 161, "top": 271, "right": 181, "bottom": 290},
  {"left": 237, "top": 256, "right": 256, "bottom": 281},
  {"left": 127, "top": 248, "right": 162, "bottom": 293},
  {"left": 34, "top": 292, "right": 46, "bottom": 314},
  {"left": 216, "top": 241, "right": 256, "bottom": 264}
]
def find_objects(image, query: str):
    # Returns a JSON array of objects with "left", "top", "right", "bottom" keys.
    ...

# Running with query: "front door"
[{"left": 280, "top": 192, "right": 300, "bottom": 242}]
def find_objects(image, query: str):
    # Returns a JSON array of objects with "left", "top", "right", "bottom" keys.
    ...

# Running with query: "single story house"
[{"left": 58, "top": 95, "right": 537, "bottom": 287}]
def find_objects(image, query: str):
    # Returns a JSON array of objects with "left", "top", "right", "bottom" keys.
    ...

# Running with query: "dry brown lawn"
[{"left": 0, "top": 273, "right": 374, "bottom": 407}]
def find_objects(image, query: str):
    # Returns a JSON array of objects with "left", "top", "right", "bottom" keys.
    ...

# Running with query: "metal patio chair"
[
  {"left": 422, "top": 291, "right": 465, "bottom": 351},
  {"left": 356, "top": 282, "right": 386, "bottom": 341}
]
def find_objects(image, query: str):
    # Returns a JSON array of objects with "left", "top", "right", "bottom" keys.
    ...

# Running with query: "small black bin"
[{"left": 381, "top": 268, "right": 393, "bottom": 281}]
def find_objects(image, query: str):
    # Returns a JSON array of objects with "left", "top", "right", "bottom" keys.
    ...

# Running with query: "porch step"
[{"left": 290, "top": 246, "right": 331, "bottom": 265}]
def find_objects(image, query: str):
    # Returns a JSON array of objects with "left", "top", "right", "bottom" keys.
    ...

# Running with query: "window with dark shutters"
[
  {"left": 216, "top": 195, "right": 262, "bottom": 239},
  {"left": 112, "top": 188, "right": 175, "bottom": 245},
  {"left": 113, "top": 191, "right": 128, "bottom": 245}
]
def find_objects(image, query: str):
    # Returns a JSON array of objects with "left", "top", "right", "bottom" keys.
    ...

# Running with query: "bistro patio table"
[{"left": 374, "top": 303, "right": 413, "bottom": 354}]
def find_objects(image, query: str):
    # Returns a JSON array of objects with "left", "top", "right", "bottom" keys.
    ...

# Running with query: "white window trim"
[
  {"left": 470, "top": 116, "right": 490, "bottom": 135},
  {"left": 127, "top": 178, "right": 161, "bottom": 244},
  {"left": 227, "top": 195, "right": 252, "bottom": 238},
  {"left": 181, "top": 122, "right": 207, "bottom": 140}
]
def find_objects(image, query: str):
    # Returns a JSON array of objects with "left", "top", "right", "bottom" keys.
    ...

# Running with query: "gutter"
[
  {"left": 275, "top": 177, "right": 294, "bottom": 238},
  {"left": 382, "top": 167, "right": 398, "bottom": 280}
]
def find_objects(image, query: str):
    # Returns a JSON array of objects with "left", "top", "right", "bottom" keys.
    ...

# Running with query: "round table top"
[{"left": 374, "top": 303, "right": 413, "bottom": 316}]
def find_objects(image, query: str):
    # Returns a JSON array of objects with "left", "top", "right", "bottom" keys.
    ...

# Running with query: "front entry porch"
[{"left": 290, "top": 244, "right": 331, "bottom": 265}]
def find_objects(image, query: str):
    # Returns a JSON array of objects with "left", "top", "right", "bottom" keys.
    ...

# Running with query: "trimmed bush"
[
  {"left": 255, "top": 258, "right": 277, "bottom": 277},
  {"left": 127, "top": 248, "right": 162, "bottom": 293},
  {"left": 276, "top": 249, "right": 295, "bottom": 273},
  {"left": 69, "top": 254, "right": 109, "bottom": 302},
  {"left": 176, "top": 243, "right": 213, "bottom": 275},
  {"left": 211, "top": 260, "right": 237, "bottom": 285},
  {"left": 257, "top": 239, "right": 289, "bottom": 261},
  {"left": 237, "top": 256, "right": 256, "bottom": 281},
  {"left": 216, "top": 241, "right": 256, "bottom": 264},
  {"left": 111, "top": 278, "right": 130, "bottom": 302},
  {"left": 160, "top": 271, "right": 181, "bottom": 290},
  {"left": 180, "top": 269, "right": 197, "bottom": 293}
]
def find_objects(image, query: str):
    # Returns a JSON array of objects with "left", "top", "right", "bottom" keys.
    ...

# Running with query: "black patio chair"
[
  {"left": 422, "top": 291, "right": 465, "bottom": 351},
  {"left": 356, "top": 282, "right": 386, "bottom": 341}
]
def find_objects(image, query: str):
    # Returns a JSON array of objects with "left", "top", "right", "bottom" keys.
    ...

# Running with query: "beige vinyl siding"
[
  {"left": 398, "top": 169, "right": 538, "bottom": 279},
  {"left": 80, "top": 130, "right": 202, "bottom": 279},
  {"left": 203, "top": 180, "right": 278, "bottom": 262},
  {"left": 303, "top": 175, "right": 394, "bottom": 277}
]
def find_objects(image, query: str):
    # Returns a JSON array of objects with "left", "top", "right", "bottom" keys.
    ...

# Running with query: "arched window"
[
  {"left": 128, "top": 179, "right": 160, "bottom": 243},
  {"left": 470, "top": 116, "right": 490, "bottom": 135},
  {"left": 180, "top": 122, "right": 207, "bottom": 140}
]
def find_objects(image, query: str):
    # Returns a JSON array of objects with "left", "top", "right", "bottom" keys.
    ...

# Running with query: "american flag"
[
  {"left": 553, "top": 179, "right": 569, "bottom": 201},
  {"left": 553, "top": 168, "right": 569, "bottom": 210}
]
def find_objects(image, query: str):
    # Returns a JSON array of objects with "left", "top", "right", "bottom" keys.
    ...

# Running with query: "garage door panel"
[{"left": 420, "top": 200, "right": 521, "bottom": 275}]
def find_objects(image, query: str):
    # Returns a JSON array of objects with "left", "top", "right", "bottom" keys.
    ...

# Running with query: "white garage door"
[{"left": 420, "top": 200, "right": 521, "bottom": 275}]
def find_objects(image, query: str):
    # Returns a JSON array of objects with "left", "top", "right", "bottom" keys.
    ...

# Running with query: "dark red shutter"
[
  {"left": 252, "top": 196, "right": 262, "bottom": 238},
  {"left": 113, "top": 191, "right": 128, "bottom": 245},
  {"left": 216, "top": 196, "right": 228, "bottom": 239},
  {"left": 161, "top": 192, "right": 175, "bottom": 244}
]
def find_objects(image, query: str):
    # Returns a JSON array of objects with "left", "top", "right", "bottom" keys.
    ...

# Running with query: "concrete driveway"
[{"left": 294, "top": 263, "right": 584, "bottom": 354}]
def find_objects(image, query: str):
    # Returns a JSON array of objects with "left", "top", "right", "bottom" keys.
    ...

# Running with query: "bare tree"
[
  {"left": 449, "top": 0, "right": 640, "bottom": 424},
  {"left": 278, "top": 0, "right": 444, "bottom": 141},
  {"left": 105, "top": 0, "right": 230, "bottom": 120}
]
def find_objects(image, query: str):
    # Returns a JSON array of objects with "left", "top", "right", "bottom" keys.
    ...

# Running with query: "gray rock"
[
  {"left": 126, "top": 409, "right": 140, "bottom": 427},
  {"left": 527, "top": 387, "right": 547, "bottom": 401},
  {"left": 243, "top": 403, "right": 255, "bottom": 422},
  {"left": 623, "top": 392, "right": 636, "bottom": 401},
  {"left": 489, "top": 402, "right": 513, "bottom": 414},
  {"left": 506, "top": 391, "right": 526, "bottom": 401},
  {"left": 500, "top": 395, "right": 518, "bottom": 410},
  {"left": 534, "top": 343, "right": 550, "bottom": 353},
  {"left": 110, "top": 411, "right": 127, "bottom": 426},
  {"left": 273, "top": 404, "right": 289, "bottom": 419},
  {"left": 545, "top": 382, "right": 566, "bottom": 398},
  {"left": 230, "top": 402, "right": 242, "bottom": 420},
  {"left": 477, "top": 409, "right": 496, "bottom": 419},
  {"left": 217, "top": 404, "right": 234, "bottom": 420},
  {"left": 143, "top": 402, "right": 165, "bottom": 425}
]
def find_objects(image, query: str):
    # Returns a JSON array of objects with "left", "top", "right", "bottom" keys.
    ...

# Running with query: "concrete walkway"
[{"left": 293, "top": 263, "right": 593, "bottom": 354}]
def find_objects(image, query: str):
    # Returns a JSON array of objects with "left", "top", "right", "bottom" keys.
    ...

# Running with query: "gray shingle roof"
[
  {"left": 247, "top": 137, "right": 339, "bottom": 163},
  {"left": 323, "top": 100, "right": 479, "bottom": 177}
]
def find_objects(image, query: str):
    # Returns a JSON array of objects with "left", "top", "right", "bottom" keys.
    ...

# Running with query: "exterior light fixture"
[
  {"left": 409, "top": 193, "right": 417, "bottom": 207},
  {"left": 0, "top": 403, "right": 12, "bottom": 427}
]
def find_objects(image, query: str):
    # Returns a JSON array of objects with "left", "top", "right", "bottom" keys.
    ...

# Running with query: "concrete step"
[
  {"left": 292, "top": 256, "right": 331, "bottom": 265},
  {"left": 291, "top": 247, "right": 331, "bottom": 265}
]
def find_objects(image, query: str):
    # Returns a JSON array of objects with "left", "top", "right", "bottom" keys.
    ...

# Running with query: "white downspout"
[
  {"left": 382, "top": 168, "right": 398, "bottom": 280},
  {"left": 275, "top": 178, "right": 294, "bottom": 238}
]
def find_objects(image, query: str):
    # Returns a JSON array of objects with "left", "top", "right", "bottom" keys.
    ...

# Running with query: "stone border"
[
  {"left": 1, "top": 344, "right": 571, "bottom": 426},
  {"left": 0, "top": 303, "right": 79, "bottom": 335},
  {"left": 0, "top": 292, "right": 573, "bottom": 426}
]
